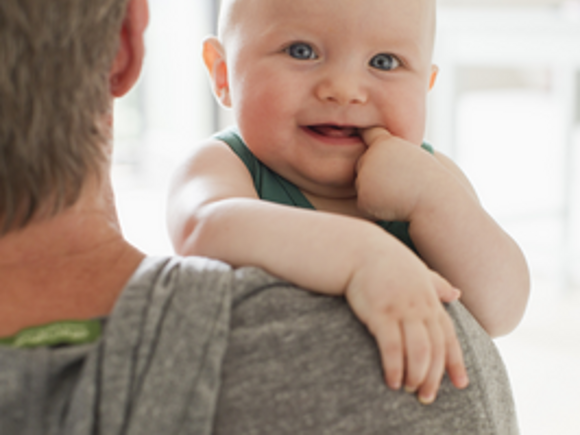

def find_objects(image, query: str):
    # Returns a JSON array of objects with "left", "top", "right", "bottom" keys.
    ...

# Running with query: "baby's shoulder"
[{"left": 180, "top": 135, "right": 242, "bottom": 172}]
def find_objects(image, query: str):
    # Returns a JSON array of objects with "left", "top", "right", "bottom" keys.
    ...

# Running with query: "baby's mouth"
[{"left": 307, "top": 124, "right": 360, "bottom": 139}]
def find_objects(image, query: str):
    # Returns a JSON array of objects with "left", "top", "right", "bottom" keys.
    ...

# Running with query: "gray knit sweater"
[{"left": 0, "top": 256, "right": 518, "bottom": 434}]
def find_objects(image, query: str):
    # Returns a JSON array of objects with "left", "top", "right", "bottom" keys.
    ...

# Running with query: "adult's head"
[
  {"left": 0, "top": 0, "right": 148, "bottom": 235},
  {"left": 0, "top": 0, "right": 149, "bottom": 339}
]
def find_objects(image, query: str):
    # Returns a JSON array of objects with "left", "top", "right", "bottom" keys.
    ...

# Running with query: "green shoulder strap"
[
  {"left": 421, "top": 142, "right": 435, "bottom": 154},
  {"left": 215, "top": 128, "right": 314, "bottom": 209}
]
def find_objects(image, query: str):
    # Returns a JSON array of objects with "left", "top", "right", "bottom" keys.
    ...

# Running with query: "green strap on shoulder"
[
  {"left": 215, "top": 128, "right": 314, "bottom": 209},
  {"left": 0, "top": 319, "right": 102, "bottom": 348},
  {"left": 421, "top": 142, "right": 435, "bottom": 154}
]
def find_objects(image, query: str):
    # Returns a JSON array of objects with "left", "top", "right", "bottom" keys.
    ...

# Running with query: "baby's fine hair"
[
  {"left": 216, "top": 0, "right": 437, "bottom": 59},
  {"left": 0, "top": 0, "right": 130, "bottom": 234}
]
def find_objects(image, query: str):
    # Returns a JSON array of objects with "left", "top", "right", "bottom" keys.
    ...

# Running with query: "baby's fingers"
[
  {"left": 442, "top": 315, "right": 469, "bottom": 390},
  {"left": 402, "top": 321, "right": 431, "bottom": 394},
  {"left": 416, "top": 321, "right": 446, "bottom": 405},
  {"left": 430, "top": 271, "right": 461, "bottom": 303},
  {"left": 359, "top": 126, "right": 393, "bottom": 148},
  {"left": 373, "top": 317, "right": 405, "bottom": 390}
]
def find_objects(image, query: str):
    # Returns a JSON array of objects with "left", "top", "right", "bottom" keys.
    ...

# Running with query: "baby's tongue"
[{"left": 312, "top": 125, "right": 357, "bottom": 138}]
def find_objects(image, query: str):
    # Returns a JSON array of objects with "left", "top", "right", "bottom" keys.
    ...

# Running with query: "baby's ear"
[
  {"left": 202, "top": 36, "right": 231, "bottom": 107},
  {"left": 429, "top": 64, "right": 439, "bottom": 91}
]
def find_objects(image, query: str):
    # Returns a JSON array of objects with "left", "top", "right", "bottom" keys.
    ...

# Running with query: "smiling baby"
[{"left": 167, "top": 0, "right": 529, "bottom": 405}]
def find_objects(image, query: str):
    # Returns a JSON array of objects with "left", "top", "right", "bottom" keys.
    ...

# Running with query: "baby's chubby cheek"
[
  {"left": 233, "top": 91, "right": 295, "bottom": 138},
  {"left": 371, "top": 95, "right": 428, "bottom": 146}
]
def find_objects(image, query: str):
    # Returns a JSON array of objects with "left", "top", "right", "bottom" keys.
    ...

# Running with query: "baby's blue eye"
[
  {"left": 369, "top": 53, "right": 400, "bottom": 71},
  {"left": 286, "top": 43, "right": 317, "bottom": 60}
]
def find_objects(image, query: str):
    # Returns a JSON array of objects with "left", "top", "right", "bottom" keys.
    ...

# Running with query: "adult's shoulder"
[
  {"left": 71, "top": 255, "right": 239, "bottom": 435},
  {"left": 215, "top": 277, "right": 519, "bottom": 435},
  {"left": 123, "top": 255, "right": 235, "bottom": 296}
]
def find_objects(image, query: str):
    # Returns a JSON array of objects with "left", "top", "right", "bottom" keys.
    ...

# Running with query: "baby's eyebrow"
[
  {"left": 252, "top": 23, "right": 302, "bottom": 43},
  {"left": 372, "top": 38, "right": 429, "bottom": 64}
]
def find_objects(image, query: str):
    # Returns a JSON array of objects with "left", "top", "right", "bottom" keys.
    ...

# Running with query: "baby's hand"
[
  {"left": 345, "top": 244, "right": 469, "bottom": 404},
  {"left": 355, "top": 127, "right": 445, "bottom": 223}
]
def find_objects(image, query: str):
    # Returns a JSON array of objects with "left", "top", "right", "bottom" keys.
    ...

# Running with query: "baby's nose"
[{"left": 315, "top": 71, "right": 368, "bottom": 106}]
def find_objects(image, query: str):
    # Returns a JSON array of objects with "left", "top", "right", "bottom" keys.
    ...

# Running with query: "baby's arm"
[
  {"left": 167, "top": 139, "right": 468, "bottom": 403},
  {"left": 356, "top": 128, "right": 530, "bottom": 337}
]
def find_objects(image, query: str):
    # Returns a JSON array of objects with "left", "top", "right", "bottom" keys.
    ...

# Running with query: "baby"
[{"left": 168, "top": 0, "right": 530, "bottom": 404}]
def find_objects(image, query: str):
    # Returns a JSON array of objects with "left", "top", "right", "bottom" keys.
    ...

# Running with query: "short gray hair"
[{"left": 0, "top": 0, "right": 130, "bottom": 234}]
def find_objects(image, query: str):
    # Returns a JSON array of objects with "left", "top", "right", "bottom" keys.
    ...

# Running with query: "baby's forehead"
[
  {"left": 219, "top": 0, "right": 435, "bottom": 28},
  {"left": 219, "top": 0, "right": 435, "bottom": 50},
  {"left": 217, "top": 0, "right": 248, "bottom": 39}
]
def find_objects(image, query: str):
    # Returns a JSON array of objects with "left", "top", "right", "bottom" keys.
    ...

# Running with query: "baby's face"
[{"left": 219, "top": 0, "right": 437, "bottom": 198}]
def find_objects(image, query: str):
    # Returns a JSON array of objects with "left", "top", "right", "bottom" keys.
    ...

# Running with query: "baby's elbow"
[
  {"left": 165, "top": 207, "right": 193, "bottom": 254},
  {"left": 486, "top": 318, "right": 521, "bottom": 338},
  {"left": 174, "top": 221, "right": 198, "bottom": 255},
  {"left": 174, "top": 218, "right": 213, "bottom": 257},
  {"left": 485, "top": 284, "right": 530, "bottom": 338},
  {"left": 166, "top": 190, "right": 216, "bottom": 256},
  {"left": 166, "top": 206, "right": 207, "bottom": 256}
]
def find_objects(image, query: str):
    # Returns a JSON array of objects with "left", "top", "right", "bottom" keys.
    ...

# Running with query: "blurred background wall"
[{"left": 112, "top": 1, "right": 580, "bottom": 433}]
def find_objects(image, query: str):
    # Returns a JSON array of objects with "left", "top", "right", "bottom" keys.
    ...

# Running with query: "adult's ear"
[
  {"left": 429, "top": 64, "right": 439, "bottom": 91},
  {"left": 110, "top": 0, "right": 149, "bottom": 97},
  {"left": 202, "top": 36, "right": 231, "bottom": 108}
]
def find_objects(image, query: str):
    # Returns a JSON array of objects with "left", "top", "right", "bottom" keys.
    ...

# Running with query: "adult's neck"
[{"left": 0, "top": 179, "right": 145, "bottom": 337}]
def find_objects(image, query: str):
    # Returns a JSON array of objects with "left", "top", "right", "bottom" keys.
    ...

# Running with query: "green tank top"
[{"left": 215, "top": 128, "right": 435, "bottom": 252}]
